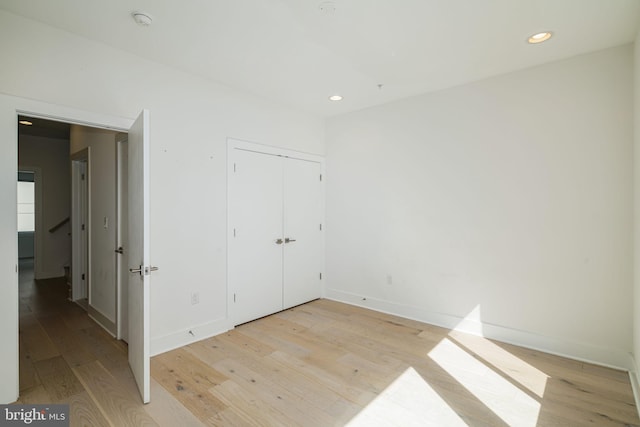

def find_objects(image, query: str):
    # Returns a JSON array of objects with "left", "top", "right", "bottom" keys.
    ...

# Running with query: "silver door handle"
[
  {"left": 275, "top": 238, "right": 284, "bottom": 244},
  {"left": 129, "top": 265, "right": 159, "bottom": 275},
  {"left": 285, "top": 238, "right": 296, "bottom": 243}
]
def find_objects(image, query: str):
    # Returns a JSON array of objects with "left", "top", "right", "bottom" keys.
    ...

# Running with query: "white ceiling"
[{"left": 1, "top": 0, "right": 639, "bottom": 116}]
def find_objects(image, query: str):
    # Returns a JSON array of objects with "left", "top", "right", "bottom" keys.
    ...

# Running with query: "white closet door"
[
  {"left": 229, "top": 149, "right": 284, "bottom": 325},
  {"left": 283, "top": 158, "right": 323, "bottom": 308}
]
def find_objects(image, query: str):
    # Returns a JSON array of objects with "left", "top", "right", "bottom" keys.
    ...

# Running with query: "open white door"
[{"left": 127, "top": 110, "right": 151, "bottom": 403}]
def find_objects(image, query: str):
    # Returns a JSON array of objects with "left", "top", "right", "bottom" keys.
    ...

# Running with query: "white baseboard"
[
  {"left": 325, "top": 288, "right": 632, "bottom": 371},
  {"left": 630, "top": 372, "right": 640, "bottom": 419},
  {"left": 34, "top": 269, "right": 65, "bottom": 280},
  {"left": 151, "top": 318, "right": 231, "bottom": 357},
  {"left": 88, "top": 305, "right": 116, "bottom": 337},
  {"left": 629, "top": 355, "right": 640, "bottom": 421}
]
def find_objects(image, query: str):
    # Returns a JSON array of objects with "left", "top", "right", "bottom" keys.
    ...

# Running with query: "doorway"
[{"left": 13, "top": 109, "right": 151, "bottom": 404}]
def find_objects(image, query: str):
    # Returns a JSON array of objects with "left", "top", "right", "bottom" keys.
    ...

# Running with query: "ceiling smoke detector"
[
  {"left": 132, "top": 12, "right": 153, "bottom": 26},
  {"left": 318, "top": 1, "right": 336, "bottom": 15}
]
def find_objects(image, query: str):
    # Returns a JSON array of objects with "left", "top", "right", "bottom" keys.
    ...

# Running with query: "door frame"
[
  {"left": 226, "top": 138, "right": 325, "bottom": 326},
  {"left": 116, "top": 135, "right": 129, "bottom": 341},
  {"left": 70, "top": 149, "right": 90, "bottom": 302},
  {"left": 4, "top": 96, "right": 133, "bottom": 403}
]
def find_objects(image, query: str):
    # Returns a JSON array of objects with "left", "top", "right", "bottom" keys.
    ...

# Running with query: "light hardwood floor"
[{"left": 16, "top": 261, "right": 640, "bottom": 426}]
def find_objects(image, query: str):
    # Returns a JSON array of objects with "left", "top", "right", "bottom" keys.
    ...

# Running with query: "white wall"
[
  {"left": 19, "top": 135, "right": 70, "bottom": 278},
  {"left": 70, "top": 126, "right": 117, "bottom": 329},
  {"left": 326, "top": 45, "right": 634, "bottom": 368},
  {"left": 0, "top": 10, "right": 324, "bottom": 403}
]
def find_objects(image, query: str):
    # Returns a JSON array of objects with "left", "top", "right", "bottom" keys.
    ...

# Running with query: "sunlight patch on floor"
[
  {"left": 452, "top": 305, "right": 484, "bottom": 336},
  {"left": 347, "top": 367, "right": 468, "bottom": 427},
  {"left": 429, "top": 338, "right": 541, "bottom": 427},
  {"left": 449, "top": 330, "right": 549, "bottom": 397}
]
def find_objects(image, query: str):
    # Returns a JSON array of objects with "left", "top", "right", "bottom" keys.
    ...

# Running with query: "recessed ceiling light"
[
  {"left": 329, "top": 95, "right": 343, "bottom": 101},
  {"left": 19, "top": 120, "right": 33, "bottom": 126},
  {"left": 132, "top": 12, "right": 153, "bottom": 26},
  {"left": 528, "top": 31, "right": 553, "bottom": 44}
]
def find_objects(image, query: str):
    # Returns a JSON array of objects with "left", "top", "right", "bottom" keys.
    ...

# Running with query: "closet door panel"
[
  {"left": 283, "top": 158, "right": 323, "bottom": 308},
  {"left": 229, "top": 149, "right": 283, "bottom": 325}
]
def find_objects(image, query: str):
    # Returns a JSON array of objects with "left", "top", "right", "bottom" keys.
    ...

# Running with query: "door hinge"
[
  {"left": 233, "top": 228, "right": 236, "bottom": 237},
  {"left": 319, "top": 223, "right": 322, "bottom": 231},
  {"left": 234, "top": 293, "right": 236, "bottom": 303},
  {"left": 233, "top": 163, "right": 236, "bottom": 173},
  {"left": 81, "top": 174, "right": 85, "bottom": 180},
  {"left": 320, "top": 272, "right": 322, "bottom": 280},
  {"left": 81, "top": 273, "right": 85, "bottom": 280},
  {"left": 81, "top": 224, "right": 85, "bottom": 231},
  {"left": 320, "top": 174, "right": 322, "bottom": 181}
]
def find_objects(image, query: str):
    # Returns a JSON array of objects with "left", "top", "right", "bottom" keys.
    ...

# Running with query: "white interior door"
[
  {"left": 283, "top": 158, "right": 323, "bottom": 308},
  {"left": 127, "top": 110, "right": 150, "bottom": 403},
  {"left": 79, "top": 161, "right": 88, "bottom": 301},
  {"left": 71, "top": 157, "right": 89, "bottom": 302},
  {"left": 229, "top": 149, "right": 283, "bottom": 325}
]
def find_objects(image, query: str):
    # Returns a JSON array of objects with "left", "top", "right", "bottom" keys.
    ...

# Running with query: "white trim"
[
  {"left": 629, "top": 355, "right": 640, "bottom": 421},
  {"left": 227, "top": 137, "right": 324, "bottom": 163},
  {"left": 325, "top": 288, "right": 633, "bottom": 371},
  {"left": 88, "top": 305, "right": 116, "bottom": 336},
  {"left": 630, "top": 373, "right": 640, "bottom": 420},
  {"left": 150, "top": 318, "right": 230, "bottom": 356}
]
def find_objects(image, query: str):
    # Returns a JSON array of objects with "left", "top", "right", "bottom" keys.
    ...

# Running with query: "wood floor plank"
[
  {"left": 68, "top": 391, "right": 111, "bottom": 427},
  {"left": 20, "top": 313, "right": 60, "bottom": 362},
  {"left": 19, "top": 337, "right": 40, "bottom": 391},
  {"left": 209, "top": 380, "right": 296, "bottom": 427},
  {"left": 38, "top": 314, "right": 96, "bottom": 368},
  {"left": 211, "top": 357, "right": 336, "bottom": 426},
  {"left": 151, "top": 348, "right": 228, "bottom": 423},
  {"left": 184, "top": 330, "right": 363, "bottom": 424},
  {"left": 34, "top": 356, "right": 84, "bottom": 401},
  {"left": 16, "top": 385, "right": 51, "bottom": 404},
  {"left": 77, "top": 326, "right": 128, "bottom": 372},
  {"left": 73, "top": 361, "right": 158, "bottom": 426},
  {"left": 144, "top": 378, "right": 206, "bottom": 427}
]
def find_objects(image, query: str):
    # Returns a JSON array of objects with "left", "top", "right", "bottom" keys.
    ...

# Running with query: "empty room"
[{"left": 1, "top": 0, "right": 640, "bottom": 426}]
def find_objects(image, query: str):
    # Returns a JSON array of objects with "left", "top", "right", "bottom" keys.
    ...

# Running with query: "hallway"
[{"left": 16, "top": 259, "right": 155, "bottom": 425}]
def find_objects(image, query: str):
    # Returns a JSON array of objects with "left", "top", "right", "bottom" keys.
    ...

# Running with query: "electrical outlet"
[{"left": 191, "top": 292, "right": 200, "bottom": 305}]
